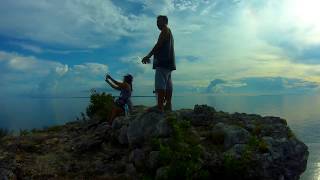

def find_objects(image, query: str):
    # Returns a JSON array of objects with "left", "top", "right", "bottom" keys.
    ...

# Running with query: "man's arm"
[{"left": 142, "top": 29, "right": 169, "bottom": 63}]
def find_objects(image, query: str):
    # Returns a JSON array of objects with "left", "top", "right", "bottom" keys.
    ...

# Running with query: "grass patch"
[
  {"left": 248, "top": 136, "right": 269, "bottom": 153},
  {"left": 223, "top": 149, "right": 254, "bottom": 179},
  {"left": 0, "top": 128, "right": 10, "bottom": 139},
  {"left": 221, "top": 136, "right": 268, "bottom": 179},
  {"left": 288, "top": 128, "right": 296, "bottom": 139},
  {"left": 151, "top": 116, "right": 209, "bottom": 180},
  {"left": 19, "top": 129, "right": 30, "bottom": 136},
  {"left": 46, "top": 125, "right": 64, "bottom": 132}
]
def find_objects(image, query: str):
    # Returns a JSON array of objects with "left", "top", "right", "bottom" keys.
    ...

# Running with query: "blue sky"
[{"left": 1, "top": 0, "right": 320, "bottom": 97}]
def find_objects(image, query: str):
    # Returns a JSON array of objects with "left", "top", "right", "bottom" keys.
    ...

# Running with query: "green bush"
[
  {"left": 288, "top": 128, "right": 296, "bottom": 139},
  {"left": 155, "top": 117, "right": 209, "bottom": 180},
  {"left": 223, "top": 152, "right": 251, "bottom": 179},
  {"left": 86, "top": 91, "right": 114, "bottom": 120},
  {"left": 222, "top": 136, "right": 266, "bottom": 179}
]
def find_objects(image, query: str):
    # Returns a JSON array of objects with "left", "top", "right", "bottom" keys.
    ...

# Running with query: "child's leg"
[
  {"left": 108, "top": 107, "right": 116, "bottom": 123},
  {"left": 108, "top": 106, "right": 124, "bottom": 124}
]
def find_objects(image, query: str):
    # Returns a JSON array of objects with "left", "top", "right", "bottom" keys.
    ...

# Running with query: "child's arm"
[
  {"left": 105, "top": 78, "right": 121, "bottom": 91},
  {"left": 107, "top": 75, "right": 129, "bottom": 90}
]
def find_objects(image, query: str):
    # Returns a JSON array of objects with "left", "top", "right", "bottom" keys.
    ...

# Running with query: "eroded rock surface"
[{"left": 0, "top": 105, "right": 308, "bottom": 180}]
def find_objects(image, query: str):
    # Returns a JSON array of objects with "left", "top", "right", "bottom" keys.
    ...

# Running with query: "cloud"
[
  {"left": 0, "top": 0, "right": 145, "bottom": 48},
  {"left": 238, "top": 0, "right": 320, "bottom": 64},
  {"left": 9, "top": 42, "right": 44, "bottom": 54},
  {"left": 9, "top": 41, "right": 92, "bottom": 54},
  {"left": 205, "top": 77, "right": 319, "bottom": 95},
  {"left": 2, "top": 0, "right": 320, "bottom": 98},
  {"left": 289, "top": 44, "right": 320, "bottom": 64},
  {"left": 203, "top": 79, "right": 248, "bottom": 94},
  {"left": 0, "top": 51, "right": 109, "bottom": 97},
  {"left": 133, "top": 0, "right": 175, "bottom": 14},
  {"left": 206, "top": 79, "right": 226, "bottom": 93}
]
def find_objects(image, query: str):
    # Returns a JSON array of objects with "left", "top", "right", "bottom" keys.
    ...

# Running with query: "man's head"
[{"left": 157, "top": 15, "right": 168, "bottom": 30}]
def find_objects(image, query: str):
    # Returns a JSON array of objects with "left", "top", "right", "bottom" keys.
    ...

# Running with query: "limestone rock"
[
  {"left": 0, "top": 105, "right": 308, "bottom": 180},
  {"left": 127, "top": 112, "right": 172, "bottom": 146},
  {"left": 214, "top": 122, "right": 251, "bottom": 150}
]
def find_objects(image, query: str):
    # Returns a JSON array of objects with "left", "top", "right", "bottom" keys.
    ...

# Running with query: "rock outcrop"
[{"left": 0, "top": 105, "right": 308, "bottom": 180}]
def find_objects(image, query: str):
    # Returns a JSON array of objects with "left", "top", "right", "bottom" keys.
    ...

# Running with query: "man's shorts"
[{"left": 155, "top": 67, "right": 172, "bottom": 90}]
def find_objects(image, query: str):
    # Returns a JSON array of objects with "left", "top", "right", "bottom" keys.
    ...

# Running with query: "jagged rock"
[
  {"left": 117, "top": 126, "right": 128, "bottom": 145},
  {"left": 155, "top": 166, "right": 170, "bottom": 180},
  {"left": 0, "top": 168, "right": 16, "bottom": 180},
  {"left": 261, "top": 116, "right": 287, "bottom": 125},
  {"left": 93, "top": 122, "right": 111, "bottom": 139},
  {"left": 225, "top": 144, "right": 248, "bottom": 158},
  {"left": 191, "top": 105, "right": 216, "bottom": 126},
  {"left": 214, "top": 122, "right": 251, "bottom": 150},
  {"left": 147, "top": 151, "right": 160, "bottom": 170},
  {"left": 125, "top": 163, "right": 137, "bottom": 179},
  {"left": 72, "top": 135, "right": 103, "bottom": 152},
  {"left": 174, "top": 109, "right": 193, "bottom": 121},
  {"left": 112, "top": 116, "right": 130, "bottom": 130},
  {"left": 256, "top": 137, "right": 309, "bottom": 180},
  {"left": 127, "top": 112, "right": 171, "bottom": 146},
  {"left": 194, "top": 104, "right": 216, "bottom": 114},
  {"left": 0, "top": 105, "right": 308, "bottom": 180},
  {"left": 129, "top": 148, "right": 145, "bottom": 169}
]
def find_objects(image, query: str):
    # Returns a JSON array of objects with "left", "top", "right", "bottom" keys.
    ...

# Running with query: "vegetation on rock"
[
  {"left": 86, "top": 90, "right": 114, "bottom": 120},
  {"left": 150, "top": 116, "right": 208, "bottom": 179}
]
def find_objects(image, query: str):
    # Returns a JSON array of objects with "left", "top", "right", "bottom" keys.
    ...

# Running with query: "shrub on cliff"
[
  {"left": 86, "top": 90, "right": 114, "bottom": 120},
  {"left": 152, "top": 116, "right": 209, "bottom": 179}
]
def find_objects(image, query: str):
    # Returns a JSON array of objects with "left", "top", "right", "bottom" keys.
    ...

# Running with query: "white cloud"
[
  {"left": 0, "top": 0, "right": 143, "bottom": 48},
  {"left": 9, "top": 41, "right": 92, "bottom": 54},
  {"left": 205, "top": 77, "right": 319, "bottom": 95},
  {"left": 9, "top": 42, "right": 44, "bottom": 54},
  {"left": 131, "top": 0, "right": 175, "bottom": 14},
  {"left": 0, "top": 51, "right": 109, "bottom": 97}
]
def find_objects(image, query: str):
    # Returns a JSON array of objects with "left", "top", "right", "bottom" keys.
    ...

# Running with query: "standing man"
[{"left": 142, "top": 15, "right": 176, "bottom": 112}]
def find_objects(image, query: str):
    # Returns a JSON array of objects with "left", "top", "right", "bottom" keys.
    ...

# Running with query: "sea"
[{"left": 0, "top": 94, "right": 319, "bottom": 180}]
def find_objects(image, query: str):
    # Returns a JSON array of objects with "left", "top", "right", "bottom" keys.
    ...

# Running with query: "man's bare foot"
[{"left": 164, "top": 103, "right": 172, "bottom": 112}]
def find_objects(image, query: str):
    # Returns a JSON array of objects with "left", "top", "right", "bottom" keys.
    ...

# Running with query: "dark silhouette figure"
[
  {"left": 105, "top": 74, "right": 133, "bottom": 124},
  {"left": 142, "top": 15, "right": 176, "bottom": 112}
]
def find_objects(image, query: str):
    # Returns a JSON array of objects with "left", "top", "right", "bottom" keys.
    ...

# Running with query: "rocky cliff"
[{"left": 0, "top": 105, "right": 308, "bottom": 180}]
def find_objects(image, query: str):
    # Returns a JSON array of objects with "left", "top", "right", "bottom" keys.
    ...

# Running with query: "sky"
[{"left": 1, "top": 0, "right": 320, "bottom": 97}]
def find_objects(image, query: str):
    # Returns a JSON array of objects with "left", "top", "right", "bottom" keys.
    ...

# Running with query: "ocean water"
[{"left": 0, "top": 94, "right": 319, "bottom": 180}]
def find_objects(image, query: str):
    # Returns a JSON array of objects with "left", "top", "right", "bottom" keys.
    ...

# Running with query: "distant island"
[{"left": 0, "top": 93, "right": 308, "bottom": 180}]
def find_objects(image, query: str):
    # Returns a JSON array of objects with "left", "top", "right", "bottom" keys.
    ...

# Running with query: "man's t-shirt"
[{"left": 153, "top": 27, "right": 176, "bottom": 71}]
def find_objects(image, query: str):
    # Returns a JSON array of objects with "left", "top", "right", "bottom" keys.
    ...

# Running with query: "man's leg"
[
  {"left": 154, "top": 68, "right": 166, "bottom": 112},
  {"left": 157, "top": 89, "right": 166, "bottom": 112},
  {"left": 164, "top": 72, "right": 173, "bottom": 111},
  {"left": 164, "top": 90, "right": 172, "bottom": 111}
]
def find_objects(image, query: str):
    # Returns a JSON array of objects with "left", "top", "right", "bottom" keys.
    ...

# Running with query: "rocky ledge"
[{"left": 0, "top": 105, "right": 308, "bottom": 180}]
